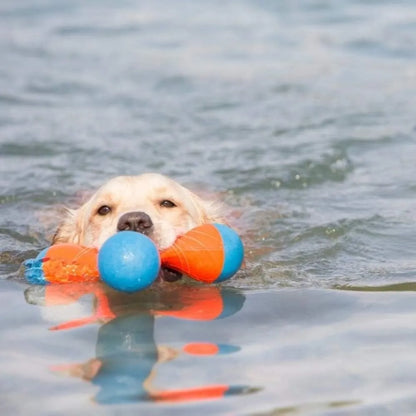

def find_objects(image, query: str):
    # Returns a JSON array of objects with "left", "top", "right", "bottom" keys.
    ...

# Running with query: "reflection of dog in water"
[{"left": 35, "top": 284, "right": 254, "bottom": 404}]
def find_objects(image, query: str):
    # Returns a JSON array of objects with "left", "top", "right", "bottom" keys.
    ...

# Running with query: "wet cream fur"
[{"left": 53, "top": 173, "right": 223, "bottom": 250}]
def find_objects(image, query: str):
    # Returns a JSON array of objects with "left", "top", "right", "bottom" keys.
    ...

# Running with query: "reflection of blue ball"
[{"left": 98, "top": 231, "right": 160, "bottom": 292}]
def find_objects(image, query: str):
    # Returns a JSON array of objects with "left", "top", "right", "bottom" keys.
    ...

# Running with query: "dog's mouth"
[
  {"left": 158, "top": 267, "right": 183, "bottom": 282},
  {"left": 116, "top": 213, "right": 183, "bottom": 283}
]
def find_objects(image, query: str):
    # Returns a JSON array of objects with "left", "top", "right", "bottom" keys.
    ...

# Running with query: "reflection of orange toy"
[
  {"left": 183, "top": 343, "right": 220, "bottom": 355},
  {"left": 151, "top": 385, "right": 230, "bottom": 402},
  {"left": 44, "top": 283, "right": 115, "bottom": 331},
  {"left": 155, "top": 286, "right": 225, "bottom": 321},
  {"left": 29, "top": 284, "right": 244, "bottom": 331},
  {"left": 183, "top": 342, "right": 240, "bottom": 356}
]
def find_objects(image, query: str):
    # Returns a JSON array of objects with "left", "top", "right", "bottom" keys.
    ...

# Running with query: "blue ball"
[{"left": 98, "top": 231, "right": 160, "bottom": 292}]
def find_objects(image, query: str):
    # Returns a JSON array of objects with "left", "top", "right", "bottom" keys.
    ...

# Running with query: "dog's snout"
[{"left": 117, "top": 211, "right": 153, "bottom": 234}]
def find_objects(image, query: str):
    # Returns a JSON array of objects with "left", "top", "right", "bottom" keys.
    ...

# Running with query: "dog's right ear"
[
  {"left": 52, "top": 207, "right": 84, "bottom": 245},
  {"left": 187, "top": 190, "right": 226, "bottom": 225}
]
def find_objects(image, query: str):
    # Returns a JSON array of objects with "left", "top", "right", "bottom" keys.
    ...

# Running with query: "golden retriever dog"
[{"left": 52, "top": 173, "right": 224, "bottom": 281}]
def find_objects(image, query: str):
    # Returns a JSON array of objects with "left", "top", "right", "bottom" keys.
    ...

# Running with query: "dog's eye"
[
  {"left": 97, "top": 205, "right": 112, "bottom": 216},
  {"left": 160, "top": 200, "right": 176, "bottom": 208}
]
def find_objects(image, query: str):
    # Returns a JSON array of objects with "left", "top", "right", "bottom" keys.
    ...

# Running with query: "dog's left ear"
[{"left": 52, "top": 207, "right": 84, "bottom": 245}]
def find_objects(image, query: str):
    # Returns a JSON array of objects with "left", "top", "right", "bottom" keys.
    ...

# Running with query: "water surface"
[{"left": 1, "top": 0, "right": 416, "bottom": 414}]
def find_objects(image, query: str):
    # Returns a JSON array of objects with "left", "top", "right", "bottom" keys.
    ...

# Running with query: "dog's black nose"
[{"left": 117, "top": 211, "right": 153, "bottom": 234}]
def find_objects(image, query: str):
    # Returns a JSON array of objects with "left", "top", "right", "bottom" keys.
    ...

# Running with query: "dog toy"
[
  {"left": 24, "top": 223, "right": 244, "bottom": 292},
  {"left": 24, "top": 244, "right": 99, "bottom": 285},
  {"left": 160, "top": 223, "right": 244, "bottom": 283},
  {"left": 98, "top": 231, "right": 160, "bottom": 292}
]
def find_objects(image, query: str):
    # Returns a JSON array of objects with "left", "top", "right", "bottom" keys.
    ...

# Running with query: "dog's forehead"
[{"left": 92, "top": 174, "right": 188, "bottom": 204}]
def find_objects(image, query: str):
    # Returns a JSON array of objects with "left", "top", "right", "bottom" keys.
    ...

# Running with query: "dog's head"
[{"left": 53, "top": 173, "right": 223, "bottom": 251}]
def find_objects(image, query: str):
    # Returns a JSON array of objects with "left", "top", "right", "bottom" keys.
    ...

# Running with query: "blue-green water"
[{"left": 2, "top": 0, "right": 416, "bottom": 414}]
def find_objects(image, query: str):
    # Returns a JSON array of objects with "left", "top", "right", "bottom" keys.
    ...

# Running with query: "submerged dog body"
[{"left": 53, "top": 173, "right": 224, "bottom": 251}]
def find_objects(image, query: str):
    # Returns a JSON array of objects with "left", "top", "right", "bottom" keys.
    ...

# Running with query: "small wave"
[
  {"left": 25, "top": 80, "right": 99, "bottom": 97},
  {"left": 55, "top": 24, "right": 142, "bottom": 37},
  {"left": 0, "top": 142, "right": 59, "bottom": 157},
  {"left": 225, "top": 148, "right": 354, "bottom": 194},
  {"left": 0, "top": 93, "right": 56, "bottom": 107},
  {"left": 234, "top": 213, "right": 413, "bottom": 290},
  {"left": 277, "top": 151, "right": 353, "bottom": 189}
]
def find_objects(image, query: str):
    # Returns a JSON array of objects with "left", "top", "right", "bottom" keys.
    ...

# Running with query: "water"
[{"left": 2, "top": 0, "right": 416, "bottom": 414}]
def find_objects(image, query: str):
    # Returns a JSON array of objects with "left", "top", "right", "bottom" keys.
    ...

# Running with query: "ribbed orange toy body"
[
  {"left": 25, "top": 244, "right": 100, "bottom": 285},
  {"left": 43, "top": 245, "right": 99, "bottom": 283},
  {"left": 160, "top": 224, "right": 225, "bottom": 283}
]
